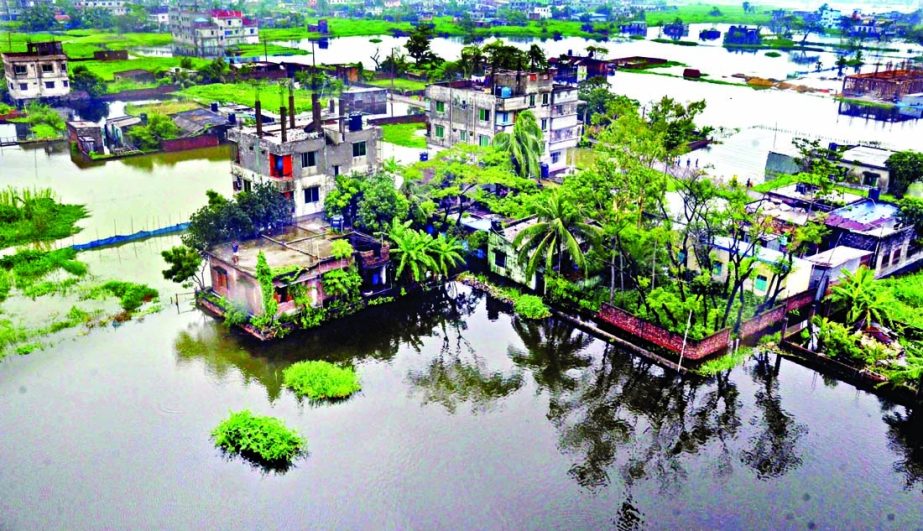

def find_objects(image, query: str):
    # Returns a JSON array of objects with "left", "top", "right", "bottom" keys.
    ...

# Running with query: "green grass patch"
[
  {"left": 835, "top": 97, "right": 896, "bottom": 110},
  {"left": 381, "top": 122, "right": 426, "bottom": 148},
  {"left": 0, "top": 248, "right": 87, "bottom": 287},
  {"left": 696, "top": 347, "right": 752, "bottom": 376},
  {"left": 0, "top": 187, "right": 87, "bottom": 249},
  {"left": 365, "top": 77, "right": 428, "bottom": 91},
  {"left": 646, "top": 5, "right": 774, "bottom": 26},
  {"left": 0, "top": 31, "right": 172, "bottom": 59},
  {"left": 282, "top": 360, "right": 362, "bottom": 400},
  {"left": 212, "top": 410, "right": 306, "bottom": 466},
  {"left": 125, "top": 100, "right": 202, "bottom": 116},
  {"left": 77, "top": 56, "right": 208, "bottom": 81},
  {"left": 15, "top": 342, "right": 42, "bottom": 356},
  {"left": 513, "top": 294, "right": 551, "bottom": 319},
  {"left": 765, "top": 51, "right": 782, "bottom": 58},
  {"left": 85, "top": 281, "right": 158, "bottom": 313},
  {"left": 178, "top": 82, "right": 318, "bottom": 112}
]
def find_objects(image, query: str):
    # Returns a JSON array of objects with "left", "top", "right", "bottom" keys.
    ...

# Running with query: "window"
[
  {"left": 498, "top": 111, "right": 509, "bottom": 124},
  {"left": 301, "top": 151, "right": 316, "bottom": 167},
  {"left": 304, "top": 186, "right": 320, "bottom": 204},
  {"left": 63, "top": 81, "right": 68, "bottom": 87},
  {"left": 42, "top": 64, "right": 53, "bottom": 73},
  {"left": 352, "top": 141, "right": 366, "bottom": 157},
  {"left": 712, "top": 263, "right": 722, "bottom": 276},
  {"left": 494, "top": 251, "right": 507, "bottom": 268},
  {"left": 478, "top": 108, "right": 490, "bottom": 122},
  {"left": 435, "top": 101, "right": 445, "bottom": 113},
  {"left": 479, "top": 135, "right": 490, "bottom": 147},
  {"left": 44, "top": 81, "right": 55, "bottom": 89},
  {"left": 19, "top": 83, "right": 27, "bottom": 91},
  {"left": 13, "top": 64, "right": 26, "bottom": 75},
  {"left": 435, "top": 124, "right": 444, "bottom": 138},
  {"left": 540, "top": 118, "right": 548, "bottom": 131},
  {"left": 243, "top": 179, "right": 252, "bottom": 192},
  {"left": 551, "top": 151, "right": 561, "bottom": 164},
  {"left": 459, "top": 130, "right": 467, "bottom": 142},
  {"left": 529, "top": 94, "right": 535, "bottom": 106},
  {"left": 333, "top": 165, "right": 340, "bottom": 177},
  {"left": 542, "top": 93, "right": 550, "bottom": 105},
  {"left": 755, "top": 275, "right": 768, "bottom": 292}
]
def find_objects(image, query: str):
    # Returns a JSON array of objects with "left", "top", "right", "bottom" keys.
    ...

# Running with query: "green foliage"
[
  {"left": 88, "top": 281, "right": 158, "bottom": 312},
  {"left": 23, "top": 103, "right": 65, "bottom": 138},
  {"left": 830, "top": 266, "right": 891, "bottom": 329},
  {"left": 513, "top": 294, "right": 551, "bottom": 320},
  {"left": 356, "top": 174, "right": 410, "bottom": 235},
  {"left": 211, "top": 410, "right": 306, "bottom": 465},
  {"left": 70, "top": 65, "right": 106, "bottom": 98},
  {"left": 322, "top": 267, "right": 362, "bottom": 303},
  {"left": 128, "top": 113, "right": 179, "bottom": 150},
  {"left": 696, "top": 348, "right": 752, "bottom": 376},
  {"left": 494, "top": 110, "right": 544, "bottom": 180},
  {"left": 282, "top": 360, "right": 362, "bottom": 400},
  {"left": 0, "top": 248, "right": 87, "bottom": 287},
  {"left": 184, "top": 184, "right": 292, "bottom": 252},
  {"left": 161, "top": 246, "right": 204, "bottom": 290},
  {"left": 178, "top": 82, "right": 317, "bottom": 113},
  {"left": 15, "top": 342, "right": 42, "bottom": 356},
  {"left": 885, "top": 150, "right": 923, "bottom": 198},
  {"left": 813, "top": 316, "right": 865, "bottom": 362},
  {"left": 255, "top": 251, "right": 278, "bottom": 321},
  {"left": 329, "top": 239, "right": 355, "bottom": 260},
  {"left": 0, "top": 187, "right": 87, "bottom": 248}
]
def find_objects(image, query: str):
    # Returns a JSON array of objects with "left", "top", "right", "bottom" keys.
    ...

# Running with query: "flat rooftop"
[
  {"left": 841, "top": 145, "right": 894, "bottom": 169},
  {"left": 767, "top": 183, "right": 864, "bottom": 206},
  {"left": 209, "top": 222, "right": 339, "bottom": 280},
  {"left": 805, "top": 246, "right": 872, "bottom": 267},
  {"left": 826, "top": 199, "right": 904, "bottom": 236}
]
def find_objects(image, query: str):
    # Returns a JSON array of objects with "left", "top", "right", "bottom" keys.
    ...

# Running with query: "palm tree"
[
  {"left": 389, "top": 220, "right": 435, "bottom": 283},
  {"left": 830, "top": 266, "right": 891, "bottom": 329},
  {"left": 494, "top": 110, "right": 544, "bottom": 180},
  {"left": 428, "top": 233, "right": 465, "bottom": 278},
  {"left": 513, "top": 188, "right": 599, "bottom": 279},
  {"left": 527, "top": 44, "right": 547, "bottom": 71}
]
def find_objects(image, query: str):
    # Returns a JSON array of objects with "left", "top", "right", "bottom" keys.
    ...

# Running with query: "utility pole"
[{"left": 390, "top": 47, "right": 395, "bottom": 117}]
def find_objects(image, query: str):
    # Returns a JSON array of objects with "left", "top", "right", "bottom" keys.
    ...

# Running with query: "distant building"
[
  {"left": 824, "top": 199, "right": 917, "bottom": 277},
  {"left": 619, "top": 21, "right": 646, "bottom": 37},
  {"left": 170, "top": 4, "right": 259, "bottom": 57},
  {"left": 723, "top": 25, "right": 761, "bottom": 46},
  {"left": 488, "top": 217, "right": 541, "bottom": 290},
  {"left": 228, "top": 95, "right": 382, "bottom": 219},
  {"left": 74, "top": 0, "right": 127, "bottom": 16},
  {"left": 842, "top": 65, "right": 923, "bottom": 102},
  {"left": 1, "top": 41, "right": 70, "bottom": 103},
  {"left": 839, "top": 145, "right": 895, "bottom": 192},
  {"left": 817, "top": 6, "right": 842, "bottom": 29},
  {"left": 804, "top": 246, "right": 872, "bottom": 290},
  {"left": 426, "top": 70, "right": 582, "bottom": 176},
  {"left": 149, "top": 6, "right": 170, "bottom": 28},
  {"left": 549, "top": 53, "right": 608, "bottom": 84}
]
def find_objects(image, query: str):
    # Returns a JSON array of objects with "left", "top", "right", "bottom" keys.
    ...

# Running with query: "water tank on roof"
[
  {"left": 419, "top": 151, "right": 429, "bottom": 161},
  {"left": 228, "top": 113, "right": 237, "bottom": 125},
  {"left": 348, "top": 113, "right": 362, "bottom": 132},
  {"left": 869, "top": 188, "right": 880, "bottom": 201},
  {"left": 330, "top": 215, "right": 344, "bottom": 231},
  {"left": 540, "top": 162, "right": 549, "bottom": 180},
  {"left": 210, "top": 102, "right": 219, "bottom": 112},
  {"left": 500, "top": 86, "right": 512, "bottom": 98}
]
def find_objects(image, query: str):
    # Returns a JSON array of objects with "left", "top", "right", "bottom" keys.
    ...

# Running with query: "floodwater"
[
  {"left": 0, "top": 283, "right": 921, "bottom": 528},
  {"left": 0, "top": 143, "right": 232, "bottom": 245}
]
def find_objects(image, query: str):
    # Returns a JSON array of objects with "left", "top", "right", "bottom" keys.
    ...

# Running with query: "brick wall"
[
  {"left": 368, "top": 114, "right": 427, "bottom": 126},
  {"left": 162, "top": 134, "right": 219, "bottom": 152}
]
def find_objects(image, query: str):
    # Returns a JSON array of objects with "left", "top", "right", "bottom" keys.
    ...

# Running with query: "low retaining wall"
[
  {"left": 162, "top": 134, "right": 219, "bottom": 152},
  {"left": 597, "top": 290, "right": 817, "bottom": 361},
  {"left": 368, "top": 114, "right": 427, "bottom": 126},
  {"left": 100, "top": 85, "right": 180, "bottom": 101}
]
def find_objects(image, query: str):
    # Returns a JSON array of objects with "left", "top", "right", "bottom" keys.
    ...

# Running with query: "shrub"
[
  {"left": 282, "top": 360, "right": 361, "bottom": 400},
  {"left": 91, "top": 281, "right": 159, "bottom": 312},
  {"left": 212, "top": 410, "right": 306, "bottom": 465},
  {"left": 330, "top": 239, "right": 355, "bottom": 260},
  {"left": 513, "top": 294, "right": 551, "bottom": 319}
]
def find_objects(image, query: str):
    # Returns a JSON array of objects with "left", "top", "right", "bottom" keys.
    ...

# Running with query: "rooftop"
[
  {"left": 208, "top": 222, "right": 341, "bottom": 281},
  {"left": 805, "top": 246, "right": 872, "bottom": 267},
  {"left": 841, "top": 145, "right": 894, "bottom": 169},
  {"left": 498, "top": 217, "right": 539, "bottom": 242},
  {"left": 767, "top": 183, "right": 864, "bottom": 206},
  {"left": 711, "top": 235, "right": 787, "bottom": 265},
  {"left": 826, "top": 198, "right": 904, "bottom": 236}
]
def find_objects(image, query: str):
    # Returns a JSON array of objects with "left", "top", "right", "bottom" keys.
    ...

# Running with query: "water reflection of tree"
[
  {"left": 507, "top": 316, "right": 593, "bottom": 395},
  {"left": 548, "top": 348, "right": 743, "bottom": 492},
  {"left": 740, "top": 351, "right": 807, "bottom": 480},
  {"left": 174, "top": 285, "right": 477, "bottom": 402},
  {"left": 882, "top": 405, "right": 923, "bottom": 493},
  {"left": 406, "top": 285, "right": 523, "bottom": 414}
]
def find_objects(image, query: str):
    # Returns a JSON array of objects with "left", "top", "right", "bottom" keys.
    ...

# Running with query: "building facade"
[
  {"left": 74, "top": 0, "right": 127, "bottom": 15},
  {"left": 1, "top": 41, "right": 70, "bottom": 102},
  {"left": 426, "top": 70, "right": 581, "bottom": 176},
  {"left": 169, "top": 6, "right": 259, "bottom": 57},
  {"left": 228, "top": 107, "right": 382, "bottom": 220}
]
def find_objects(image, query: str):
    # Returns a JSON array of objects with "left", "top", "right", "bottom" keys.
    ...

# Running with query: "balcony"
[{"left": 496, "top": 96, "right": 530, "bottom": 112}]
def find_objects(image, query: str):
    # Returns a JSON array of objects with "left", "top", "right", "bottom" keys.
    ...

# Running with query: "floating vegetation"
[{"left": 282, "top": 360, "right": 362, "bottom": 400}]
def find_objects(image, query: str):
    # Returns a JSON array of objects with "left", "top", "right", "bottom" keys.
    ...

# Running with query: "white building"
[
  {"left": 818, "top": 6, "right": 842, "bottom": 29},
  {"left": 532, "top": 6, "right": 551, "bottom": 19},
  {"left": 426, "top": 70, "right": 582, "bottom": 176},
  {"left": 1, "top": 41, "right": 70, "bottom": 102},
  {"left": 170, "top": 5, "right": 259, "bottom": 57},
  {"left": 75, "top": 0, "right": 127, "bottom": 16}
]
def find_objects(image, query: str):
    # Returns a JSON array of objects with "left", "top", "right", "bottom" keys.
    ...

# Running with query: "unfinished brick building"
[{"left": 841, "top": 62, "right": 923, "bottom": 102}]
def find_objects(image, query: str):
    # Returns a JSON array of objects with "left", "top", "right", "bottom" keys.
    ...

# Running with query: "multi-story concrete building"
[
  {"left": 426, "top": 70, "right": 581, "bottom": 176},
  {"left": 228, "top": 98, "right": 381, "bottom": 219},
  {"left": 169, "top": 5, "right": 259, "bottom": 57},
  {"left": 75, "top": 0, "right": 127, "bottom": 16},
  {"left": 2, "top": 41, "right": 70, "bottom": 103}
]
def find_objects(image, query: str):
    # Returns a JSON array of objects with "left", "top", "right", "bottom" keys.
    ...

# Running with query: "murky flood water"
[
  {"left": 0, "top": 284, "right": 920, "bottom": 528},
  {"left": 0, "top": 144, "right": 232, "bottom": 245}
]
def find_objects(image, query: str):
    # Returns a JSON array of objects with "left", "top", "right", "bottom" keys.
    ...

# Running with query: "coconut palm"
[
  {"left": 494, "top": 110, "right": 544, "bottom": 180},
  {"left": 389, "top": 220, "right": 435, "bottom": 283},
  {"left": 830, "top": 266, "right": 891, "bottom": 329},
  {"left": 428, "top": 233, "right": 465, "bottom": 278},
  {"left": 513, "top": 188, "right": 600, "bottom": 279}
]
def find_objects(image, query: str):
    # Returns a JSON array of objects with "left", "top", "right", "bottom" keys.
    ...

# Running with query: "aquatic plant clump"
[
  {"left": 212, "top": 410, "right": 306, "bottom": 465},
  {"left": 282, "top": 360, "right": 361, "bottom": 400},
  {"left": 513, "top": 294, "right": 551, "bottom": 320}
]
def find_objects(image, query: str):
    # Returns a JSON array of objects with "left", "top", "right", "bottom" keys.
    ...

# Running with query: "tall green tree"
[
  {"left": 830, "top": 266, "right": 892, "bottom": 329},
  {"left": 494, "top": 110, "right": 544, "bottom": 180},
  {"left": 405, "top": 23, "right": 438, "bottom": 65},
  {"left": 513, "top": 188, "right": 599, "bottom": 278},
  {"left": 886, "top": 150, "right": 923, "bottom": 198},
  {"left": 389, "top": 220, "right": 435, "bottom": 283}
]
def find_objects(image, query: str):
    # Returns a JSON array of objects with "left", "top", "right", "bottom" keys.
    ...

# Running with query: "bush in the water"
[
  {"left": 513, "top": 294, "right": 551, "bottom": 320},
  {"left": 283, "top": 360, "right": 361, "bottom": 400},
  {"left": 212, "top": 410, "right": 305, "bottom": 465}
]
